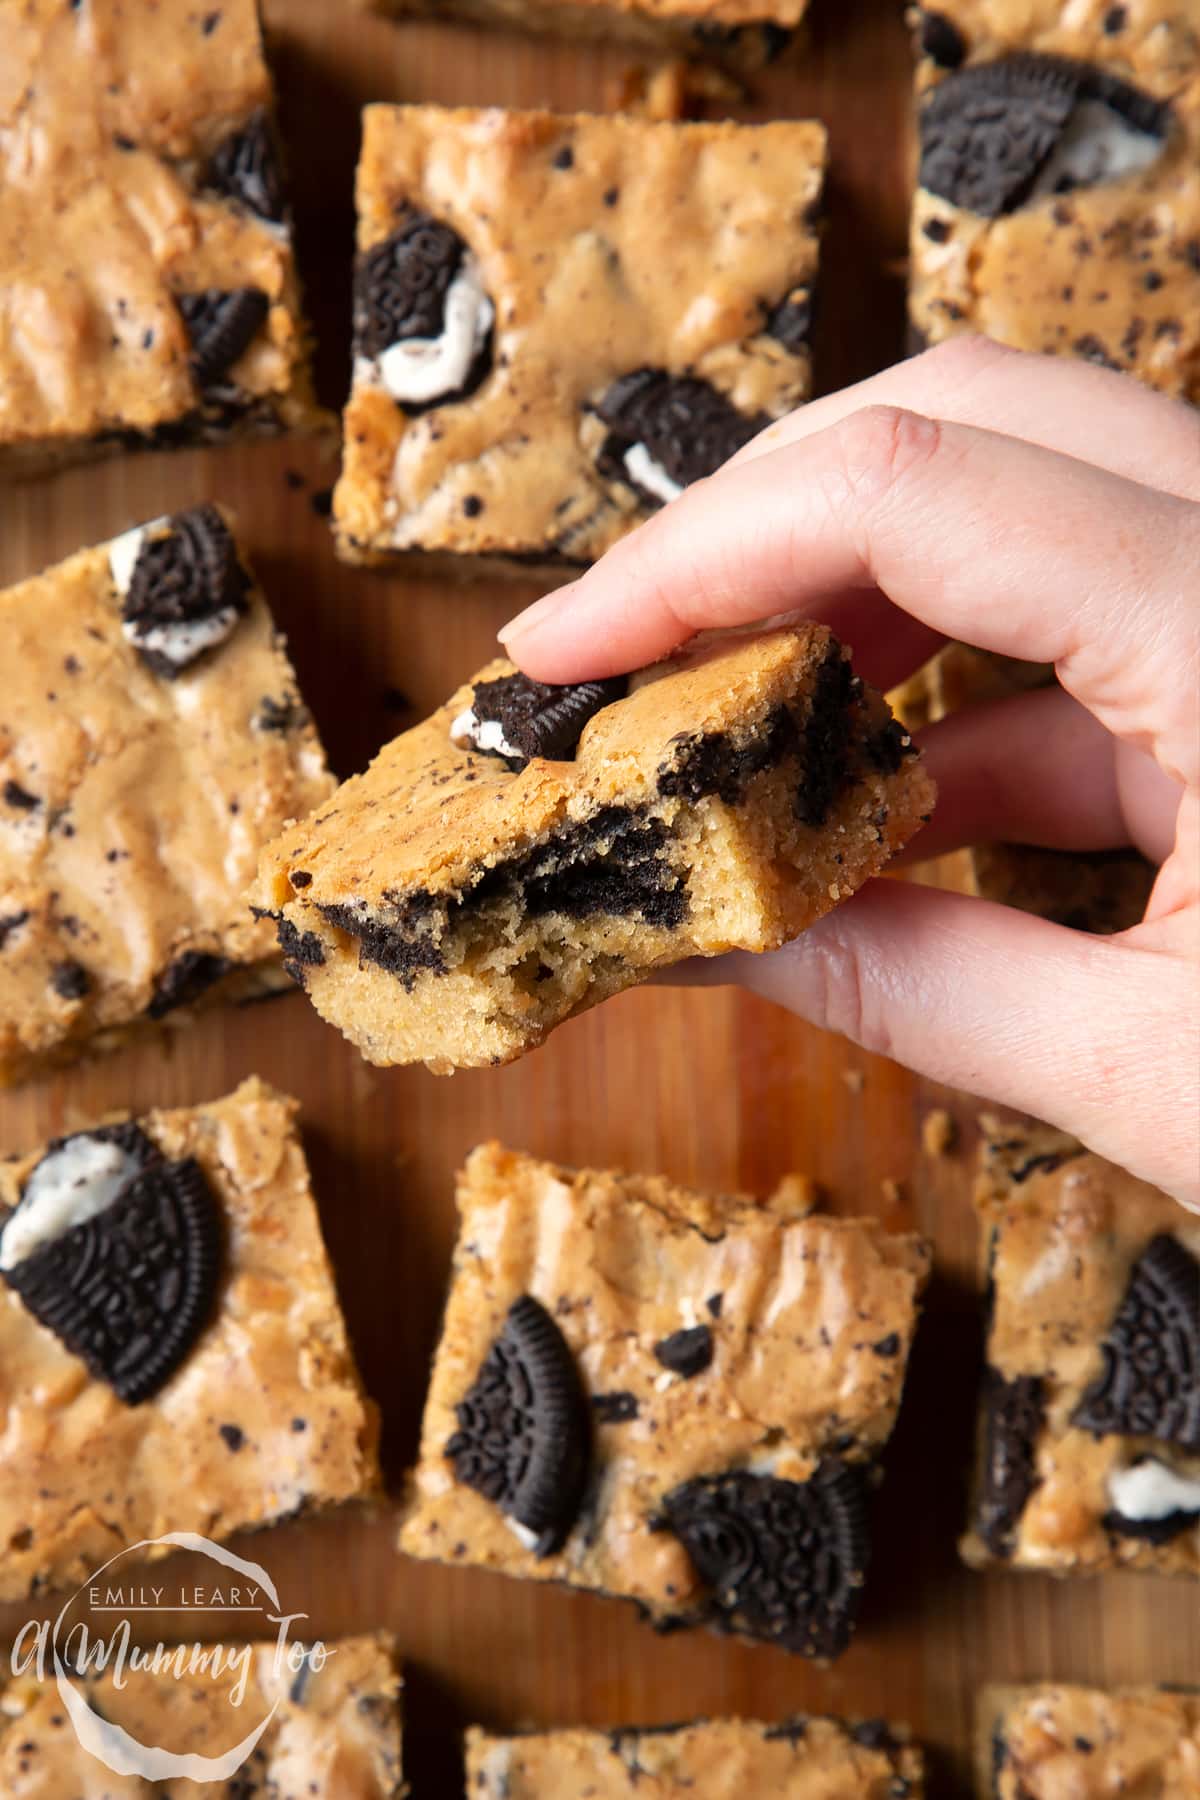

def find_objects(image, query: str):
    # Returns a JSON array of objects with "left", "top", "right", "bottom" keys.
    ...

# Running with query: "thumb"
[{"left": 699, "top": 882, "right": 1199, "bottom": 1207}]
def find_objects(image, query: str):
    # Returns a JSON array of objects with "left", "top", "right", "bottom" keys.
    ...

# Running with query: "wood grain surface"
[{"left": 1, "top": 0, "right": 1196, "bottom": 1792}]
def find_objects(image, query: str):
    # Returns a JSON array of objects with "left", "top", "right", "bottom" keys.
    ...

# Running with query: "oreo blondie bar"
[
  {"left": 980, "top": 1684, "right": 1200, "bottom": 1798},
  {"left": 0, "top": 1079, "right": 380, "bottom": 1601},
  {"left": 0, "top": 0, "right": 321, "bottom": 474},
  {"left": 962, "top": 1117, "right": 1200, "bottom": 1577},
  {"left": 0, "top": 1633, "right": 403, "bottom": 1792},
  {"left": 250, "top": 626, "right": 933, "bottom": 1073},
  {"left": 468, "top": 1716, "right": 925, "bottom": 1797},
  {"left": 0, "top": 505, "right": 334, "bottom": 1083},
  {"left": 399, "top": 1144, "right": 930, "bottom": 1660},
  {"left": 909, "top": 1, "right": 1200, "bottom": 398},
  {"left": 334, "top": 107, "right": 825, "bottom": 569}
]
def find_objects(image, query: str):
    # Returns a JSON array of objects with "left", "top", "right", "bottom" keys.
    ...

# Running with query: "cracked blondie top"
[
  {"left": 0, "top": 0, "right": 322, "bottom": 474},
  {"left": 334, "top": 106, "right": 825, "bottom": 568},
  {"left": 0, "top": 1079, "right": 380, "bottom": 1602},
  {"left": 962, "top": 1116, "right": 1200, "bottom": 1578},
  {"left": 467, "top": 1715, "right": 925, "bottom": 1798},
  {"left": 980, "top": 1684, "right": 1200, "bottom": 1799},
  {"left": 908, "top": 1, "right": 1200, "bottom": 399},
  {"left": 0, "top": 1633, "right": 402, "bottom": 1795},
  {"left": 0, "top": 504, "right": 334, "bottom": 1084},
  {"left": 399, "top": 1144, "right": 930, "bottom": 1661},
  {"left": 250, "top": 625, "right": 933, "bottom": 1073}
]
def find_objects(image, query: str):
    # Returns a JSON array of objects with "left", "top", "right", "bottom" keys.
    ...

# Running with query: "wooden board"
[{"left": 1, "top": 0, "right": 1196, "bottom": 1791}]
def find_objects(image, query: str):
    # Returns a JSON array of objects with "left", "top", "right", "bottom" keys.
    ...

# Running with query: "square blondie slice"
[
  {"left": 908, "top": 2, "right": 1200, "bottom": 399},
  {"left": 0, "top": 0, "right": 323, "bottom": 475},
  {"left": 334, "top": 106, "right": 825, "bottom": 570},
  {"left": 0, "top": 1079, "right": 380, "bottom": 1601},
  {"left": 0, "top": 504, "right": 335, "bottom": 1083},
  {"left": 399, "top": 1144, "right": 930, "bottom": 1661},
  {"left": 0, "top": 1633, "right": 403, "bottom": 1791},
  {"left": 961, "top": 1116, "right": 1200, "bottom": 1578},
  {"left": 249, "top": 625, "right": 934, "bottom": 1073},
  {"left": 979, "top": 1685, "right": 1200, "bottom": 1799},
  {"left": 468, "top": 1715, "right": 925, "bottom": 1797}
]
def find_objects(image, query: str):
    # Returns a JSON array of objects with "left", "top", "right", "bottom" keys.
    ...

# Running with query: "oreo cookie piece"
[
  {"left": 659, "top": 1461, "right": 872, "bottom": 1659},
  {"left": 450, "top": 672, "right": 628, "bottom": 771},
  {"left": 976, "top": 1369, "right": 1044, "bottom": 1556},
  {"left": 178, "top": 286, "right": 270, "bottom": 388},
  {"left": 147, "top": 949, "right": 234, "bottom": 1018},
  {"left": 354, "top": 212, "right": 494, "bottom": 410},
  {"left": 765, "top": 290, "right": 813, "bottom": 353},
  {"left": 918, "top": 9, "right": 966, "bottom": 68},
  {"left": 0, "top": 1123, "right": 222, "bottom": 1404},
  {"left": 115, "top": 506, "right": 249, "bottom": 678},
  {"left": 1071, "top": 1235, "right": 1200, "bottom": 1450},
  {"left": 653, "top": 1325, "right": 714, "bottom": 1378},
  {"left": 445, "top": 1294, "right": 591, "bottom": 1556},
  {"left": 206, "top": 109, "right": 285, "bottom": 222},
  {"left": 919, "top": 55, "right": 1169, "bottom": 219},
  {"left": 594, "top": 370, "right": 768, "bottom": 508}
]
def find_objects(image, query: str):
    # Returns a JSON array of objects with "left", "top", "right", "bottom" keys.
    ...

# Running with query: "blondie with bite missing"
[
  {"left": 0, "top": 1079, "right": 380, "bottom": 1601},
  {"left": 399, "top": 1144, "right": 930, "bottom": 1661},
  {"left": 0, "top": 504, "right": 334, "bottom": 1083},
  {"left": 0, "top": 1634, "right": 403, "bottom": 1793},
  {"left": 249, "top": 625, "right": 933, "bottom": 1074},
  {"left": 0, "top": 0, "right": 323, "bottom": 473},
  {"left": 334, "top": 106, "right": 825, "bottom": 570},
  {"left": 908, "top": 1, "right": 1200, "bottom": 398},
  {"left": 468, "top": 1715, "right": 926, "bottom": 1798},
  {"left": 962, "top": 1116, "right": 1200, "bottom": 1578},
  {"left": 980, "top": 1684, "right": 1200, "bottom": 1799}
]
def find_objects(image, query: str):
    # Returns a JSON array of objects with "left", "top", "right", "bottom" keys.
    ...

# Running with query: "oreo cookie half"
[
  {"left": 594, "top": 370, "right": 768, "bottom": 508},
  {"left": 1072, "top": 1235, "right": 1200, "bottom": 1450},
  {"left": 976, "top": 1369, "right": 1044, "bottom": 1557},
  {"left": 919, "top": 54, "right": 1169, "bottom": 218},
  {"left": 206, "top": 109, "right": 286, "bottom": 222},
  {"left": 354, "top": 212, "right": 494, "bottom": 410},
  {"left": 659, "top": 1461, "right": 872, "bottom": 1660},
  {"left": 450, "top": 671, "right": 628, "bottom": 771},
  {"left": 178, "top": 287, "right": 270, "bottom": 388},
  {"left": 0, "top": 1123, "right": 222, "bottom": 1404},
  {"left": 445, "top": 1294, "right": 591, "bottom": 1556},
  {"left": 110, "top": 505, "right": 249, "bottom": 677}
]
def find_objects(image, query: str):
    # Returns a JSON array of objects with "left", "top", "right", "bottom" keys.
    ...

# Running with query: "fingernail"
[{"left": 498, "top": 583, "right": 578, "bottom": 650}]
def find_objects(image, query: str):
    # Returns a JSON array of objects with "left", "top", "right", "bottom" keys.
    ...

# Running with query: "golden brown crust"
[
  {"left": 0, "top": 1079, "right": 381, "bottom": 1603},
  {"left": 249, "top": 625, "right": 934, "bottom": 1072},
  {"left": 979, "top": 1683, "right": 1200, "bottom": 1799},
  {"left": 0, "top": 509, "right": 335, "bottom": 1084},
  {"left": 908, "top": 1, "right": 1200, "bottom": 399},
  {"left": 467, "top": 1715, "right": 924, "bottom": 1798},
  {"left": 961, "top": 1116, "right": 1200, "bottom": 1578},
  {"left": 334, "top": 106, "right": 825, "bottom": 566},
  {"left": 399, "top": 1143, "right": 929, "bottom": 1622},
  {"left": 0, "top": 0, "right": 324, "bottom": 469},
  {"left": 0, "top": 1633, "right": 403, "bottom": 1795}
]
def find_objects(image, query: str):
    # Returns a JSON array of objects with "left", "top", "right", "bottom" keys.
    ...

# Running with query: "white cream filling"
[
  {"left": 107, "top": 516, "right": 167, "bottom": 596},
  {"left": 1031, "top": 100, "right": 1165, "bottom": 198},
  {"left": 1108, "top": 1459, "right": 1200, "bottom": 1521},
  {"left": 0, "top": 1135, "right": 141, "bottom": 1271},
  {"left": 123, "top": 606, "right": 241, "bottom": 669},
  {"left": 450, "top": 705, "right": 522, "bottom": 761},
  {"left": 375, "top": 262, "right": 493, "bottom": 406},
  {"left": 624, "top": 441, "right": 683, "bottom": 505},
  {"left": 505, "top": 1517, "right": 540, "bottom": 1552}
]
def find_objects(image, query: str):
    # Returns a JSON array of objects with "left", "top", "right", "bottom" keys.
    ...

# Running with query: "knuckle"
[{"left": 827, "top": 404, "right": 944, "bottom": 511}]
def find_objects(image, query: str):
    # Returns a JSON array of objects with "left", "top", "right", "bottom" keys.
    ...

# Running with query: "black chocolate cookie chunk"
[
  {"left": 464, "top": 672, "right": 629, "bottom": 771},
  {"left": 445, "top": 1294, "right": 591, "bottom": 1556},
  {"left": 595, "top": 370, "right": 768, "bottom": 505},
  {"left": 1, "top": 1127, "right": 222, "bottom": 1405},
  {"left": 147, "top": 949, "right": 234, "bottom": 1017},
  {"left": 659, "top": 1461, "right": 872, "bottom": 1660},
  {"left": 653, "top": 1325, "right": 713, "bottom": 1378},
  {"left": 919, "top": 55, "right": 1169, "bottom": 218},
  {"left": 178, "top": 287, "right": 270, "bottom": 388},
  {"left": 1072, "top": 1235, "right": 1200, "bottom": 1450},
  {"left": 206, "top": 109, "right": 285, "bottom": 222},
  {"left": 123, "top": 505, "right": 249, "bottom": 679},
  {"left": 765, "top": 290, "right": 813, "bottom": 353},
  {"left": 918, "top": 8, "right": 966, "bottom": 68},
  {"left": 976, "top": 1369, "right": 1044, "bottom": 1556},
  {"left": 353, "top": 212, "right": 493, "bottom": 406}
]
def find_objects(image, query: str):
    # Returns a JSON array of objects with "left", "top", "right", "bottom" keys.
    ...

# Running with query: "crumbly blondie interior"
[
  {"left": 250, "top": 625, "right": 934, "bottom": 1073},
  {"left": 467, "top": 1714, "right": 925, "bottom": 1798},
  {"left": 979, "top": 1684, "right": 1200, "bottom": 1800}
]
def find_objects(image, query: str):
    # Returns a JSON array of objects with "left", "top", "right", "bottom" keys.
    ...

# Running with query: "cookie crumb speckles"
[
  {"left": 355, "top": 213, "right": 494, "bottom": 409},
  {"left": 50, "top": 961, "right": 90, "bottom": 1001},
  {"left": 219, "top": 1422, "right": 246, "bottom": 1451}
]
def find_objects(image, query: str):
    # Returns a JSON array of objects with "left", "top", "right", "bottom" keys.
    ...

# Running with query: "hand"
[{"left": 498, "top": 338, "right": 1200, "bottom": 1208}]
